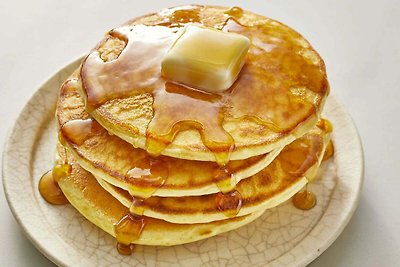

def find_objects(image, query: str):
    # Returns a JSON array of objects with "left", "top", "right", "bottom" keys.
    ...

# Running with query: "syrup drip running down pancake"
[
  {"left": 55, "top": 145, "right": 266, "bottom": 246},
  {"left": 92, "top": 124, "right": 331, "bottom": 224},
  {"left": 37, "top": 4, "right": 334, "bottom": 253},
  {"left": 80, "top": 5, "right": 329, "bottom": 164},
  {"left": 57, "top": 77, "right": 283, "bottom": 197}
]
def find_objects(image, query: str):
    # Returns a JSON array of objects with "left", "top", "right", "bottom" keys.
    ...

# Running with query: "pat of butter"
[{"left": 162, "top": 25, "right": 250, "bottom": 93}]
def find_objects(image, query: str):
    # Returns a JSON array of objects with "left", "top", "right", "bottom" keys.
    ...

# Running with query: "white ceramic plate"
[{"left": 2, "top": 58, "right": 363, "bottom": 267}]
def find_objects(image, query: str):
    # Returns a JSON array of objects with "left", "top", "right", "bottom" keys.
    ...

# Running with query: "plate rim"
[
  {"left": 2, "top": 57, "right": 364, "bottom": 267},
  {"left": 2, "top": 58, "right": 84, "bottom": 267}
]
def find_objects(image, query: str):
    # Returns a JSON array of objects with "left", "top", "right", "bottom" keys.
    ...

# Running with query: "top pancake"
[{"left": 78, "top": 5, "right": 329, "bottom": 163}]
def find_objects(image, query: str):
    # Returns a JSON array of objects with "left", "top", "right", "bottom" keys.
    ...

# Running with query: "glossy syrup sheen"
[
  {"left": 224, "top": 6, "right": 244, "bottom": 18},
  {"left": 58, "top": 107, "right": 265, "bottom": 195},
  {"left": 39, "top": 164, "right": 71, "bottom": 205},
  {"left": 278, "top": 134, "right": 323, "bottom": 177},
  {"left": 113, "top": 213, "right": 145, "bottom": 253},
  {"left": 114, "top": 190, "right": 147, "bottom": 254},
  {"left": 323, "top": 140, "right": 334, "bottom": 161},
  {"left": 60, "top": 118, "right": 101, "bottom": 146},
  {"left": 292, "top": 189, "right": 317, "bottom": 210},
  {"left": 215, "top": 190, "right": 243, "bottom": 217},
  {"left": 80, "top": 6, "right": 328, "bottom": 165}
]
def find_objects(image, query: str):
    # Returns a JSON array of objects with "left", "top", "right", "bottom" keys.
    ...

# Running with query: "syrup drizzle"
[
  {"left": 157, "top": 5, "right": 201, "bottom": 26},
  {"left": 39, "top": 163, "right": 71, "bottom": 205},
  {"left": 113, "top": 213, "right": 145, "bottom": 255},
  {"left": 214, "top": 166, "right": 235, "bottom": 193},
  {"left": 126, "top": 157, "right": 168, "bottom": 198},
  {"left": 275, "top": 131, "right": 323, "bottom": 178},
  {"left": 168, "top": 7, "right": 201, "bottom": 24},
  {"left": 114, "top": 155, "right": 170, "bottom": 254},
  {"left": 215, "top": 190, "right": 243, "bottom": 217},
  {"left": 288, "top": 135, "right": 323, "bottom": 177},
  {"left": 80, "top": 6, "right": 328, "bottom": 165},
  {"left": 113, "top": 193, "right": 148, "bottom": 254},
  {"left": 39, "top": 170, "right": 68, "bottom": 205},
  {"left": 224, "top": 6, "right": 244, "bottom": 18},
  {"left": 323, "top": 140, "right": 334, "bottom": 161},
  {"left": 147, "top": 82, "right": 234, "bottom": 164},
  {"left": 292, "top": 186, "right": 317, "bottom": 210},
  {"left": 62, "top": 6, "right": 329, "bottom": 253},
  {"left": 317, "top": 119, "right": 334, "bottom": 161},
  {"left": 60, "top": 117, "right": 158, "bottom": 254},
  {"left": 60, "top": 118, "right": 100, "bottom": 145}
]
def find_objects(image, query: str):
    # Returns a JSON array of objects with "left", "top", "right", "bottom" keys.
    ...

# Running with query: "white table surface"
[{"left": 1, "top": 0, "right": 399, "bottom": 266}]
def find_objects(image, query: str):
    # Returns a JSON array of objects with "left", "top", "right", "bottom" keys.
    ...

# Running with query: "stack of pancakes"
[{"left": 54, "top": 5, "right": 331, "bottom": 249}]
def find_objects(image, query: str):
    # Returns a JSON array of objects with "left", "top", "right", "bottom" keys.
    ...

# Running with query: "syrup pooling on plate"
[
  {"left": 116, "top": 243, "right": 135, "bottom": 256},
  {"left": 292, "top": 186, "right": 317, "bottom": 210},
  {"left": 38, "top": 170, "right": 69, "bottom": 205},
  {"left": 39, "top": 162, "right": 71, "bottom": 205}
]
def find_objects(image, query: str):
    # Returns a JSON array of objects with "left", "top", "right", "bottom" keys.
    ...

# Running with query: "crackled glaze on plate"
[{"left": 2, "top": 59, "right": 363, "bottom": 267}]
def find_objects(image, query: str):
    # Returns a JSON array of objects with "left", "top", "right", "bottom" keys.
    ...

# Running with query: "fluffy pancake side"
[
  {"left": 56, "top": 147, "right": 265, "bottom": 246},
  {"left": 91, "top": 124, "right": 331, "bottom": 224},
  {"left": 57, "top": 77, "right": 283, "bottom": 197}
]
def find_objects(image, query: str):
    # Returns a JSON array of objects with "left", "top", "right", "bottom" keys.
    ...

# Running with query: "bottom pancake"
[{"left": 56, "top": 150, "right": 265, "bottom": 246}]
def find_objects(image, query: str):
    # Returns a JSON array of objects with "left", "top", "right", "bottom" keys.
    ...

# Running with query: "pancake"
[
  {"left": 88, "top": 123, "right": 331, "bottom": 224},
  {"left": 56, "top": 147, "right": 265, "bottom": 246},
  {"left": 57, "top": 77, "right": 283, "bottom": 197},
  {"left": 77, "top": 5, "right": 329, "bottom": 163}
]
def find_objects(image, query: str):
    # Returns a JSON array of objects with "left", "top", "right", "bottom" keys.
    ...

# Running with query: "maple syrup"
[
  {"left": 129, "top": 196, "right": 145, "bottom": 216},
  {"left": 214, "top": 166, "right": 235, "bottom": 193},
  {"left": 316, "top": 118, "right": 333, "bottom": 133},
  {"left": 38, "top": 170, "right": 69, "bottom": 205},
  {"left": 80, "top": 7, "right": 328, "bottom": 165},
  {"left": 52, "top": 163, "right": 72, "bottom": 182},
  {"left": 225, "top": 7, "right": 244, "bottom": 18},
  {"left": 114, "top": 194, "right": 148, "bottom": 255},
  {"left": 60, "top": 119, "right": 100, "bottom": 145},
  {"left": 292, "top": 187, "right": 317, "bottom": 210},
  {"left": 323, "top": 140, "right": 334, "bottom": 161},
  {"left": 169, "top": 7, "right": 200, "bottom": 24},
  {"left": 116, "top": 243, "right": 135, "bottom": 256},
  {"left": 279, "top": 134, "right": 323, "bottom": 177},
  {"left": 215, "top": 190, "right": 243, "bottom": 217},
  {"left": 115, "top": 157, "right": 168, "bottom": 255},
  {"left": 113, "top": 213, "right": 145, "bottom": 253},
  {"left": 316, "top": 118, "right": 334, "bottom": 161},
  {"left": 126, "top": 157, "right": 168, "bottom": 199}
]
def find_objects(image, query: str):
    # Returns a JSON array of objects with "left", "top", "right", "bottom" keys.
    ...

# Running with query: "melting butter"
[{"left": 161, "top": 25, "right": 250, "bottom": 93}]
